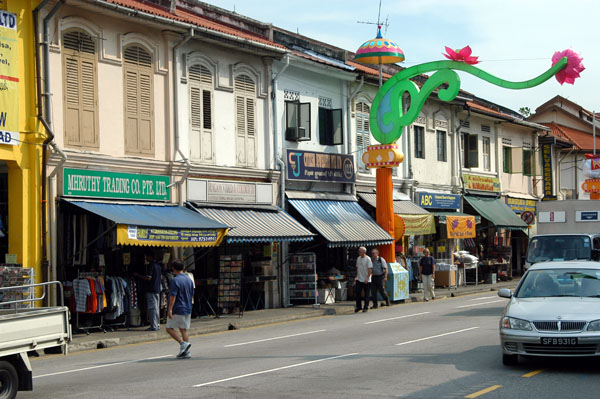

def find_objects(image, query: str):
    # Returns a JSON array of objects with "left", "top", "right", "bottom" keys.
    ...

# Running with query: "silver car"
[{"left": 498, "top": 261, "right": 600, "bottom": 365}]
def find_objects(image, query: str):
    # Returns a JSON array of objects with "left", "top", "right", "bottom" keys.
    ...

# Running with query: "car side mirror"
[{"left": 498, "top": 288, "right": 512, "bottom": 298}]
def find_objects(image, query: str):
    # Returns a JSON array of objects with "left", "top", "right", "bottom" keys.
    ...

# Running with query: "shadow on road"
[{"left": 444, "top": 306, "right": 506, "bottom": 318}]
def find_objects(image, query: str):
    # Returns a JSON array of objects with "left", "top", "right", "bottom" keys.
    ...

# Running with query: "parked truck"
[
  {"left": 525, "top": 200, "right": 600, "bottom": 269},
  {"left": 0, "top": 282, "right": 71, "bottom": 399}
]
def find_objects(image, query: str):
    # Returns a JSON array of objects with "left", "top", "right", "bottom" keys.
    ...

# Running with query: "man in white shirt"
[{"left": 355, "top": 247, "right": 373, "bottom": 312}]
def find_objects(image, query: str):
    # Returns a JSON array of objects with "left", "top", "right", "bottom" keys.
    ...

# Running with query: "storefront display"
[
  {"left": 288, "top": 253, "right": 317, "bottom": 305},
  {"left": 218, "top": 255, "right": 242, "bottom": 314}
]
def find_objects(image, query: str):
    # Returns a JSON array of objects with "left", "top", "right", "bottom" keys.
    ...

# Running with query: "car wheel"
[
  {"left": 0, "top": 360, "right": 18, "bottom": 399},
  {"left": 502, "top": 353, "right": 519, "bottom": 366}
]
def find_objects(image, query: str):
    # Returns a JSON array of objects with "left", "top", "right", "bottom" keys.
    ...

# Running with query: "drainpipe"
[
  {"left": 34, "top": 0, "right": 66, "bottom": 304},
  {"left": 494, "top": 122, "right": 502, "bottom": 194},
  {"left": 167, "top": 28, "right": 194, "bottom": 206},
  {"left": 347, "top": 76, "right": 363, "bottom": 195},
  {"left": 272, "top": 54, "right": 289, "bottom": 306}
]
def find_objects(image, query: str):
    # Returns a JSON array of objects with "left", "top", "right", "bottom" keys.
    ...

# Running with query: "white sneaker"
[
  {"left": 177, "top": 342, "right": 191, "bottom": 358},
  {"left": 180, "top": 353, "right": 191, "bottom": 359}
]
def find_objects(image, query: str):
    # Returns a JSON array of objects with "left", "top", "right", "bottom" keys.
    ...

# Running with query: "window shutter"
[
  {"left": 189, "top": 85, "right": 202, "bottom": 160},
  {"left": 62, "top": 30, "right": 98, "bottom": 148},
  {"left": 511, "top": 147, "right": 523, "bottom": 174},
  {"left": 123, "top": 45, "right": 153, "bottom": 155},
  {"left": 234, "top": 74, "right": 257, "bottom": 166},
  {"left": 189, "top": 64, "right": 213, "bottom": 86},
  {"left": 201, "top": 89, "right": 213, "bottom": 161},
  {"left": 235, "top": 95, "right": 246, "bottom": 165},
  {"left": 188, "top": 64, "right": 214, "bottom": 162}
]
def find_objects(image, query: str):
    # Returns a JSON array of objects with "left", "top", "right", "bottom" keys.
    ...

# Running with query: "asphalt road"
[{"left": 21, "top": 293, "right": 600, "bottom": 399}]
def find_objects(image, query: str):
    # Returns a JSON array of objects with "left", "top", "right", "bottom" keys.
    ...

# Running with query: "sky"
[{"left": 202, "top": 0, "right": 598, "bottom": 115}]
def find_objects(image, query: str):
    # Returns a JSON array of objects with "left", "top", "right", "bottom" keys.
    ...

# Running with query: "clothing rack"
[{"left": 73, "top": 271, "right": 105, "bottom": 334}]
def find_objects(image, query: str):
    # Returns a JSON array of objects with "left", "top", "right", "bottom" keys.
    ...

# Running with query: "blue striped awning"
[
  {"left": 287, "top": 199, "right": 394, "bottom": 248},
  {"left": 189, "top": 205, "right": 314, "bottom": 244}
]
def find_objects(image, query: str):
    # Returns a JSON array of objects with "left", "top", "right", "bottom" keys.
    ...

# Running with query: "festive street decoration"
[
  {"left": 552, "top": 49, "right": 585, "bottom": 85},
  {"left": 443, "top": 46, "right": 479, "bottom": 64},
  {"left": 355, "top": 26, "right": 405, "bottom": 65},
  {"left": 582, "top": 154, "right": 600, "bottom": 199},
  {"left": 362, "top": 144, "right": 404, "bottom": 168}
]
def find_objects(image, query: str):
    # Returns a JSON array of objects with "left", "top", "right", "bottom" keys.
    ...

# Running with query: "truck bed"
[{"left": 0, "top": 306, "right": 71, "bottom": 357}]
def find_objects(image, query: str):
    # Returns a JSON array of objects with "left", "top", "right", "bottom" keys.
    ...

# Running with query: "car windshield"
[
  {"left": 516, "top": 268, "right": 600, "bottom": 298},
  {"left": 526, "top": 236, "right": 592, "bottom": 264}
]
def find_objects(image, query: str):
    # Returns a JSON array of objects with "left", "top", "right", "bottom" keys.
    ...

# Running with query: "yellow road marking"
[
  {"left": 465, "top": 385, "right": 502, "bottom": 398},
  {"left": 522, "top": 369, "right": 544, "bottom": 378}
]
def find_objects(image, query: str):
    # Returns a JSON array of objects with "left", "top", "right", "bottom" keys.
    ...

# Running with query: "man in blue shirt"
[{"left": 166, "top": 260, "right": 194, "bottom": 359}]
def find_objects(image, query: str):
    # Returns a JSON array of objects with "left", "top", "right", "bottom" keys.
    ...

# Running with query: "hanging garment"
[{"left": 73, "top": 278, "right": 91, "bottom": 313}]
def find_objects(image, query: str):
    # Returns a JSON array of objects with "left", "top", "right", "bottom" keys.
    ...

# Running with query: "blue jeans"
[{"left": 146, "top": 292, "right": 160, "bottom": 330}]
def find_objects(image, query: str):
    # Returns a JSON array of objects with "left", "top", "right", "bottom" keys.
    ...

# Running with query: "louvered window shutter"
[
  {"left": 62, "top": 30, "right": 98, "bottom": 148},
  {"left": 356, "top": 102, "right": 371, "bottom": 170},
  {"left": 188, "top": 64, "right": 214, "bottom": 162},
  {"left": 234, "top": 74, "right": 257, "bottom": 166},
  {"left": 123, "top": 45, "right": 154, "bottom": 155}
]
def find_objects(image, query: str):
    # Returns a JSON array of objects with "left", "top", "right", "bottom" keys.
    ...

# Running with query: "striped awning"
[
  {"left": 189, "top": 204, "right": 314, "bottom": 244},
  {"left": 287, "top": 199, "right": 394, "bottom": 248},
  {"left": 358, "top": 193, "right": 430, "bottom": 215}
]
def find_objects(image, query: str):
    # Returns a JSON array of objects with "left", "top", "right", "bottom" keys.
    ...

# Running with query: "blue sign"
[
  {"left": 579, "top": 211, "right": 599, "bottom": 221},
  {"left": 417, "top": 192, "right": 460, "bottom": 209},
  {"left": 286, "top": 149, "right": 355, "bottom": 183}
]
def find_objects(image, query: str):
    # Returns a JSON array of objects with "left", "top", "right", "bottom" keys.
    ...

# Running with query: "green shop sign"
[{"left": 63, "top": 168, "right": 170, "bottom": 201}]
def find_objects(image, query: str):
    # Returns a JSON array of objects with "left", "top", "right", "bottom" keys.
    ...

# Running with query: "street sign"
[{"left": 521, "top": 211, "right": 535, "bottom": 225}]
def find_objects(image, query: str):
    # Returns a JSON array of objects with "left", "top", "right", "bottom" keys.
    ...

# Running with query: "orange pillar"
[{"left": 376, "top": 168, "right": 395, "bottom": 262}]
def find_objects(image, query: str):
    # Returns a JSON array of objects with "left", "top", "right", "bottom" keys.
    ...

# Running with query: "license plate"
[{"left": 540, "top": 337, "right": 578, "bottom": 346}]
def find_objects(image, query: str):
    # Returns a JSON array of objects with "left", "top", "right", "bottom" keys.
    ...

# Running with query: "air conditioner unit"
[{"left": 286, "top": 127, "right": 310, "bottom": 141}]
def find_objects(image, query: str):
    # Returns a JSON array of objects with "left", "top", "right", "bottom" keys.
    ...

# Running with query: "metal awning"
[
  {"left": 464, "top": 195, "right": 527, "bottom": 230},
  {"left": 358, "top": 193, "right": 429, "bottom": 215},
  {"left": 66, "top": 200, "right": 229, "bottom": 247},
  {"left": 188, "top": 203, "right": 314, "bottom": 244},
  {"left": 287, "top": 199, "right": 394, "bottom": 248}
]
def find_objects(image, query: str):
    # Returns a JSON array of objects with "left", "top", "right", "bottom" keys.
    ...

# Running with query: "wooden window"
[
  {"left": 318, "top": 108, "right": 343, "bottom": 145},
  {"left": 62, "top": 29, "right": 99, "bottom": 149},
  {"left": 414, "top": 125, "right": 425, "bottom": 159},
  {"left": 123, "top": 45, "right": 154, "bottom": 155},
  {"left": 285, "top": 101, "right": 311, "bottom": 141},
  {"left": 234, "top": 74, "right": 256, "bottom": 167},
  {"left": 482, "top": 137, "right": 491, "bottom": 171},
  {"left": 436, "top": 130, "right": 447, "bottom": 162},
  {"left": 503, "top": 146, "right": 512, "bottom": 173},
  {"left": 189, "top": 64, "right": 213, "bottom": 162},
  {"left": 356, "top": 102, "right": 371, "bottom": 171},
  {"left": 462, "top": 133, "right": 478, "bottom": 168},
  {"left": 523, "top": 149, "right": 533, "bottom": 176}
]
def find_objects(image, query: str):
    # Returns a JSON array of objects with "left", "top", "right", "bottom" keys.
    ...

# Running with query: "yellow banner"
[
  {"left": 446, "top": 215, "right": 476, "bottom": 239},
  {"left": 117, "top": 224, "right": 228, "bottom": 247},
  {"left": 395, "top": 214, "right": 435, "bottom": 236},
  {"left": 463, "top": 173, "right": 500, "bottom": 192},
  {"left": 0, "top": 11, "right": 19, "bottom": 145}
]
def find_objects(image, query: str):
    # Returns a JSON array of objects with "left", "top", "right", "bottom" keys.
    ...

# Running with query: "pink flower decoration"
[
  {"left": 443, "top": 46, "right": 479, "bottom": 65},
  {"left": 552, "top": 49, "right": 585, "bottom": 85}
]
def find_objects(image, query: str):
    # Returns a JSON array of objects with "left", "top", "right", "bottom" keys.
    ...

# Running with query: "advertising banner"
[
  {"left": 446, "top": 215, "right": 476, "bottom": 239},
  {"left": 395, "top": 214, "right": 435, "bottom": 236},
  {"left": 417, "top": 192, "right": 460, "bottom": 209},
  {"left": 287, "top": 149, "right": 355, "bottom": 183},
  {"left": 116, "top": 225, "right": 226, "bottom": 248},
  {"left": 541, "top": 143, "right": 554, "bottom": 199},
  {"left": 0, "top": 11, "right": 20, "bottom": 146},
  {"left": 64, "top": 168, "right": 170, "bottom": 201}
]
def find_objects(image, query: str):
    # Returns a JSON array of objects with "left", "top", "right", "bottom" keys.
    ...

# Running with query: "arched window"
[
  {"left": 123, "top": 45, "right": 154, "bottom": 155},
  {"left": 189, "top": 64, "right": 214, "bottom": 162},
  {"left": 234, "top": 74, "right": 256, "bottom": 167},
  {"left": 62, "top": 29, "right": 99, "bottom": 148},
  {"left": 356, "top": 101, "right": 371, "bottom": 171}
]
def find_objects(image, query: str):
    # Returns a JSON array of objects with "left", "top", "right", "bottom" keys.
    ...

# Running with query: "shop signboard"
[
  {"left": 187, "top": 179, "right": 273, "bottom": 204},
  {"left": 0, "top": 11, "right": 20, "bottom": 146},
  {"left": 463, "top": 174, "right": 500, "bottom": 192},
  {"left": 129, "top": 226, "right": 218, "bottom": 243},
  {"left": 576, "top": 211, "right": 600, "bottom": 222},
  {"left": 445, "top": 215, "right": 476, "bottom": 239},
  {"left": 417, "top": 192, "right": 460, "bottom": 209},
  {"left": 287, "top": 149, "right": 355, "bottom": 183},
  {"left": 63, "top": 168, "right": 170, "bottom": 201},
  {"left": 541, "top": 143, "right": 554, "bottom": 199},
  {"left": 506, "top": 197, "right": 537, "bottom": 214}
]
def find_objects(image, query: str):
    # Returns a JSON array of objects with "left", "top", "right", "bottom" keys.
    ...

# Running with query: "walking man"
[
  {"left": 370, "top": 249, "right": 390, "bottom": 308},
  {"left": 166, "top": 260, "right": 194, "bottom": 359},
  {"left": 419, "top": 249, "right": 436, "bottom": 301},
  {"left": 355, "top": 247, "right": 372, "bottom": 312},
  {"left": 135, "top": 252, "right": 162, "bottom": 331}
]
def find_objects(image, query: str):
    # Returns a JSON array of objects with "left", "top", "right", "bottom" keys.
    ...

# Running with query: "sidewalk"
[{"left": 67, "top": 279, "right": 519, "bottom": 353}]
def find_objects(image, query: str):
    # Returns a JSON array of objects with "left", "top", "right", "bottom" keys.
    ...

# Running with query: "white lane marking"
[
  {"left": 364, "top": 312, "right": 431, "bottom": 325},
  {"left": 469, "top": 295, "right": 498, "bottom": 301},
  {"left": 456, "top": 299, "right": 506, "bottom": 308},
  {"left": 395, "top": 327, "right": 479, "bottom": 346},
  {"left": 224, "top": 329, "right": 327, "bottom": 347},
  {"left": 193, "top": 353, "right": 358, "bottom": 387},
  {"left": 34, "top": 354, "right": 172, "bottom": 378}
]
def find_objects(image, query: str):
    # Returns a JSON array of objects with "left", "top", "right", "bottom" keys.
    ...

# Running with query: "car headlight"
[
  {"left": 501, "top": 316, "right": 532, "bottom": 331},
  {"left": 587, "top": 320, "right": 600, "bottom": 331}
]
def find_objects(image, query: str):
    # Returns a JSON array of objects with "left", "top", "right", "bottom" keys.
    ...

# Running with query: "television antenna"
[{"left": 357, "top": 0, "right": 389, "bottom": 34}]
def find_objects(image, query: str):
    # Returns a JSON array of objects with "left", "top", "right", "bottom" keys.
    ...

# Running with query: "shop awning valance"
[
  {"left": 287, "top": 199, "right": 394, "bottom": 248},
  {"left": 464, "top": 195, "right": 527, "bottom": 230},
  {"left": 187, "top": 203, "right": 314, "bottom": 244},
  {"left": 67, "top": 200, "right": 229, "bottom": 247},
  {"left": 358, "top": 193, "right": 429, "bottom": 215}
]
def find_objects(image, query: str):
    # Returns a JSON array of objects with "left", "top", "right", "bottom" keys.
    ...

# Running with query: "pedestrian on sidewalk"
[
  {"left": 134, "top": 252, "right": 162, "bottom": 331},
  {"left": 419, "top": 249, "right": 436, "bottom": 301},
  {"left": 370, "top": 249, "right": 390, "bottom": 308},
  {"left": 166, "top": 260, "right": 194, "bottom": 359},
  {"left": 355, "top": 247, "right": 372, "bottom": 312}
]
